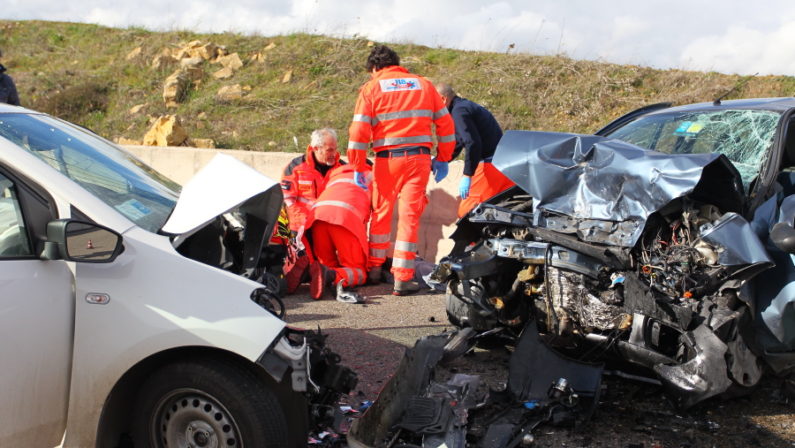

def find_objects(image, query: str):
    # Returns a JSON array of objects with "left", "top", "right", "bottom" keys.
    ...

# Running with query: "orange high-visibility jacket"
[
  {"left": 280, "top": 145, "right": 344, "bottom": 231},
  {"left": 347, "top": 66, "right": 456, "bottom": 171},
  {"left": 305, "top": 165, "right": 372, "bottom": 256}
]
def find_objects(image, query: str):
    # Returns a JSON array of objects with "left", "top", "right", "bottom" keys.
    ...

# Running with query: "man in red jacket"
[
  {"left": 347, "top": 45, "right": 455, "bottom": 296},
  {"left": 281, "top": 128, "right": 345, "bottom": 232},
  {"left": 280, "top": 128, "right": 345, "bottom": 293},
  {"left": 305, "top": 164, "right": 371, "bottom": 302}
]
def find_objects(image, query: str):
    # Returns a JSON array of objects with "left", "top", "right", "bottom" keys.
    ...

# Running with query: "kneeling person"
[{"left": 305, "top": 164, "right": 371, "bottom": 301}]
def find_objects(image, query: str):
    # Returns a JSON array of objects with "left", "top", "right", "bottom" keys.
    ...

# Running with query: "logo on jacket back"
[{"left": 380, "top": 78, "right": 421, "bottom": 92}]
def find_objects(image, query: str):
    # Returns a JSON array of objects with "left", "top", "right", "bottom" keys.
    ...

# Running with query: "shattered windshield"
[
  {"left": 606, "top": 109, "right": 781, "bottom": 190},
  {"left": 0, "top": 113, "right": 180, "bottom": 232}
]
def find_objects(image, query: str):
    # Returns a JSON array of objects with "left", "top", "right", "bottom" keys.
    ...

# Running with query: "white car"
[{"left": 0, "top": 104, "right": 355, "bottom": 447}]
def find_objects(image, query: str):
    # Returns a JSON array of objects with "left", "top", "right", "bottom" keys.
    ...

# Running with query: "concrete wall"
[{"left": 125, "top": 145, "right": 465, "bottom": 262}]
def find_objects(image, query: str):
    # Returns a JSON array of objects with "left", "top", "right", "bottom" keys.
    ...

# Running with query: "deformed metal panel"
[{"left": 492, "top": 131, "right": 745, "bottom": 247}]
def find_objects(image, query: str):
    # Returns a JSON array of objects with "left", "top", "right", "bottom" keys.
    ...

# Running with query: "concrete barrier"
[{"left": 125, "top": 145, "right": 465, "bottom": 262}]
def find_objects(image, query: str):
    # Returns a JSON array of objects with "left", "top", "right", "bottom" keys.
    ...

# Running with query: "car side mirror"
[
  {"left": 770, "top": 221, "right": 795, "bottom": 254},
  {"left": 42, "top": 219, "right": 123, "bottom": 263}
]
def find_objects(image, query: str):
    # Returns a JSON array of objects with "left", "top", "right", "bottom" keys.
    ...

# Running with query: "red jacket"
[
  {"left": 305, "top": 165, "right": 371, "bottom": 256},
  {"left": 280, "top": 145, "right": 344, "bottom": 231},
  {"left": 347, "top": 65, "right": 456, "bottom": 171}
]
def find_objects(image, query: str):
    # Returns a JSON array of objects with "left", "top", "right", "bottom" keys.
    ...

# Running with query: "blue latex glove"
[
  {"left": 459, "top": 176, "right": 471, "bottom": 199},
  {"left": 353, "top": 171, "right": 368, "bottom": 190},
  {"left": 431, "top": 159, "right": 449, "bottom": 183}
]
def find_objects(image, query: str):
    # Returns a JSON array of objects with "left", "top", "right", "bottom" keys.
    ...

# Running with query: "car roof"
[
  {"left": 0, "top": 103, "right": 43, "bottom": 115},
  {"left": 647, "top": 97, "right": 795, "bottom": 115}
]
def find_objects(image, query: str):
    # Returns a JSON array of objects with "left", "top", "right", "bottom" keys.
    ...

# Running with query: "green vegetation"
[{"left": 3, "top": 20, "right": 795, "bottom": 152}]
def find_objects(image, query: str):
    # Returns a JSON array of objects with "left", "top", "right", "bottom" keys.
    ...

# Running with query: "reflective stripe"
[
  {"left": 354, "top": 268, "right": 365, "bottom": 284},
  {"left": 326, "top": 178, "right": 359, "bottom": 188},
  {"left": 432, "top": 107, "right": 449, "bottom": 120},
  {"left": 395, "top": 240, "right": 417, "bottom": 252},
  {"left": 369, "top": 233, "right": 391, "bottom": 244},
  {"left": 313, "top": 200, "right": 364, "bottom": 221},
  {"left": 342, "top": 267, "right": 355, "bottom": 284},
  {"left": 393, "top": 257, "right": 415, "bottom": 269},
  {"left": 284, "top": 196, "right": 312, "bottom": 205},
  {"left": 376, "top": 109, "right": 432, "bottom": 122},
  {"left": 348, "top": 141, "right": 369, "bottom": 150},
  {"left": 352, "top": 114, "right": 374, "bottom": 125},
  {"left": 370, "top": 248, "right": 388, "bottom": 258},
  {"left": 438, "top": 134, "right": 456, "bottom": 143},
  {"left": 373, "top": 135, "right": 432, "bottom": 147}
]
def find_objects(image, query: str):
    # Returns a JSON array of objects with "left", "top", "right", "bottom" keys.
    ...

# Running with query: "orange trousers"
[
  {"left": 311, "top": 221, "right": 367, "bottom": 287},
  {"left": 369, "top": 153, "right": 431, "bottom": 282},
  {"left": 457, "top": 161, "right": 516, "bottom": 218}
]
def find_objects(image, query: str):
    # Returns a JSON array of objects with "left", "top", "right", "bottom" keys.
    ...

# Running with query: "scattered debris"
[
  {"left": 282, "top": 70, "right": 293, "bottom": 83},
  {"left": 264, "top": 42, "right": 277, "bottom": 51}
]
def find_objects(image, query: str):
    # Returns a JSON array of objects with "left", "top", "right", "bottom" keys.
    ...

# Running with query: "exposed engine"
[{"left": 436, "top": 195, "right": 768, "bottom": 408}]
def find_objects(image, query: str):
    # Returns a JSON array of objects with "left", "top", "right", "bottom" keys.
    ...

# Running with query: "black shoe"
[
  {"left": 393, "top": 280, "right": 421, "bottom": 296},
  {"left": 367, "top": 266, "right": 383, "bottom": 284}
]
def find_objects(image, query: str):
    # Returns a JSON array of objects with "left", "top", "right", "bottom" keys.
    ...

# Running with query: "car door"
[{"left": 0, "top": 169, "right": 74, "bottom": 447}]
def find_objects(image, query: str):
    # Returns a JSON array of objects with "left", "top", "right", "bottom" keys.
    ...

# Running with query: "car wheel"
[{"left": 133, "top": 360, "right": 289, "bottom": 448}]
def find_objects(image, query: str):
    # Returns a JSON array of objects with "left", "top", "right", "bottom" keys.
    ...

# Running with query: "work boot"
[
  {"left": 393, "top": 279, "right": 421, "bottom": 296},
  {"left": 309, "top": 262, "right": 336, "bottom": 300},
  {"left": 285, "top": 253, "right": 309, "bottom": 294},
  {"left": 367, "top": 266, "right": 383, "bottom": 285}
]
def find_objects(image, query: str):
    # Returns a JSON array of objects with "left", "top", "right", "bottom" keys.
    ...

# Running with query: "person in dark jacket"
[
  {"left": 0, "top": 49, "right": 20, "bottom": 106},
  {"left": 436, "top": 82, "right": 514, "bottom": 217}
]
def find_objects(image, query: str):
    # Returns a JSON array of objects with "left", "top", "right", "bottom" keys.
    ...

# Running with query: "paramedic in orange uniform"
[
  {"left": 280, "top": 128, "right": 345, "bottom": 232},
  {"left": 347, "top": 45, "right": 455, "bottom": 296},
  {"left": 435, "top": 82, "right": 515, "bottom": 218},
  {"left": 305, "top": 164, "right": 371, "bottom": 300}
]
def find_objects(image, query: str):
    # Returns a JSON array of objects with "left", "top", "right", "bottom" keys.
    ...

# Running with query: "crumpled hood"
[
  {"left": 492, "top": 131, "right": 746, "bottom": 246},
  {"left": 162, "top": 153, "right": 282, "bottom": 238}
]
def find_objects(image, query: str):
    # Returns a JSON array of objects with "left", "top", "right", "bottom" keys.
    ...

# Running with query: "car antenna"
[{"left": 713, "top": 72, "right": 758, "bottom": 106}]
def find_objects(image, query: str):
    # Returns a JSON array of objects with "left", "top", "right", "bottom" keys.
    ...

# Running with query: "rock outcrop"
[{"left": 143, "top": 115, "right": 189, "bottom": 146}]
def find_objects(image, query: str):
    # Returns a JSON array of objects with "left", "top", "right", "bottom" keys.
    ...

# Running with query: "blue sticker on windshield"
[
  {"left": 673, "top": 121, "right": 704, "bottom": 137},
  {"left": 115, "top": 199, "right": 151, "bottom": 220}
]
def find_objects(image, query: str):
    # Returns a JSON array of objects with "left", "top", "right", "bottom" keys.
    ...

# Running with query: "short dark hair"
[{"left": 366, "top": 45, "right": 400, "bottom": 72}]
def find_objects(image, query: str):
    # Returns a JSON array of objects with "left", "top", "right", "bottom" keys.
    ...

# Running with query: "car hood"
[
  {"left": 162, "top": 153, "right": 282, "bottom": 238},
  {"left": 492, "top": 131, "right": 746, "bottom": 246}
]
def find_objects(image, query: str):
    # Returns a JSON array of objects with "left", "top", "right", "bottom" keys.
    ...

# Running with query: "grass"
[{"left": 3, "top": 20, "right": 795, "bottom": 153}]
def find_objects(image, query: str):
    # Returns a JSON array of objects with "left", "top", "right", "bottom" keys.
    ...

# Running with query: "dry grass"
[{"left": 3, "top": 20, "right": 795, "bottom": 152}]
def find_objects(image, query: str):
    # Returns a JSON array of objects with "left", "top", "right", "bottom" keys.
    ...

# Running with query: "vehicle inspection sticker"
[
  {"left": 673, "top": 121, "right": 704, "bottom": 136},
  {"left": 115, "top": 199, "right": 151, "bottom": 220}
]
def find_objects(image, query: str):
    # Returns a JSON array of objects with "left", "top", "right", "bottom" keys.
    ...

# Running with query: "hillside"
[{"left": 3, "top": 20, "right": 795, "bottom": 152}]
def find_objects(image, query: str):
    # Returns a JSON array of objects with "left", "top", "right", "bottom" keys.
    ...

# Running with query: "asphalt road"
[{"left": 283, "top": 282, "right": 795, "bottom": 447}]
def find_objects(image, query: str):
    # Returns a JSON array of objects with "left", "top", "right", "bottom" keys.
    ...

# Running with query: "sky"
[{"left": 4, "top": 0, "right": 795, "bottom": 76}]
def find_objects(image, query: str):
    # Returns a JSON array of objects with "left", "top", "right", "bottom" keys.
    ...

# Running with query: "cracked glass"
[{"left": 607, "top": 109, "right": 781, "bottom": 191}]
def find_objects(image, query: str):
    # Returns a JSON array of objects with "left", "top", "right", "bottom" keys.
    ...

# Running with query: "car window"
[
  {"left": 607, "top": 109, "right": 781, "bottom": 191},
  {"left": 0, "top": 113, "right": 180, "bottom": 233},
  {"left": 0, "top": 174, "right": 32, "bottom": 257}
]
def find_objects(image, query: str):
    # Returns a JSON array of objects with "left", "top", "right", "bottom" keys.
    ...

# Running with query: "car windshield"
[
  {"left": 606, "top": 108, "right": 782, "bottom": 190},
  {"left": 0, "top": 113, "right": 180, "bottom": 232}
]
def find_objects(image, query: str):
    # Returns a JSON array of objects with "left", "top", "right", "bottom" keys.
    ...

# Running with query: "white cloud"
[
  {"left": 4, "top": 0, "right": 795, "bottom": 74},
  {"left": 681, "top": 22, "right": 795, "bottom": 75}
]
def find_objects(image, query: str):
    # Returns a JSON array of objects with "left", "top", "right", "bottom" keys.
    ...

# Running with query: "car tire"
[{"left": 132, "top": 360, "right": 289, "bottom": 448}]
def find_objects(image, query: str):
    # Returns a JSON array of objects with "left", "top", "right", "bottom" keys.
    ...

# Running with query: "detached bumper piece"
[
  {"left": 260, "top": 328, "right": 358, "bottom": 429},
  {"left": 347, "top": 322, "right": 602, "bottom": 447}
]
